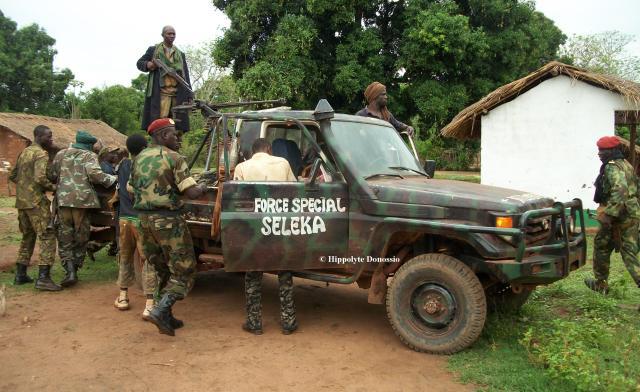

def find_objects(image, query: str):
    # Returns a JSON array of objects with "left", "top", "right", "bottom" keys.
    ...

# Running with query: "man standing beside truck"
[
  {"left": 112, "top": 134, "right": 158, "bottom": 319},
  {"left": 129, "top": 118, "right": 205, "bottom": 336},
  {"left": 234, "top": 138, "right": 298, "bottom": 335},
  {"left": 10, "top": 125, "right": 62, "bottom": 291},
  {"left": 586, "top": 136, "right": 640, "bottom": 294},
  {"left": 48, "top": 130, "right": 117, "bottom": 287}
]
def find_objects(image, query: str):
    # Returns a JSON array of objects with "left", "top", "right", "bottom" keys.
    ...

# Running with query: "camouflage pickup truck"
[
  {"left": 161, "top": 99, "right": 585, "bottom": 354},
  {"left": 86, "top": 99, "right": 585, "bottom": 353}
]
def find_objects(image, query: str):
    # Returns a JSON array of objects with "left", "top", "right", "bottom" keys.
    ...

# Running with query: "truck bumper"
[
  {"left": 485, "top": 199, "right": 588, "bottom": 285},
  {"left": 485, "top": 244, "right": 586, "bottom": 285}
]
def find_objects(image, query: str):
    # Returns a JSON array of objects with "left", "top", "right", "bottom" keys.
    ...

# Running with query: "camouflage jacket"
[
  {"left": 9, "top": 144, "right": 56, "bottom": 209},
  {"left": 129, "top": 145, "right": 197, "bottom": 211},
  {"left": 48, "top": 147, "right": 116, "bottom": 208},
  {"left": 602, "top": 158, "right": 640, "bottom": 219}
]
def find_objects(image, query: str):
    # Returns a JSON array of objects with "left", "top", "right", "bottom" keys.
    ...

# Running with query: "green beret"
[{"left": 76, "top": 130, "right": 97, "bottom": 145}]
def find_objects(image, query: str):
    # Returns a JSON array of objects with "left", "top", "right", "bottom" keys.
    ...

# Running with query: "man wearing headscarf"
[
  {"left": 137, "top": 25, "right": 192, "bottom": 132},
  {"left": 48, "top": 130, "right": 117, "bottom": 287},
  {"left": 356, "top": 82, "right": 415, "bottom": 136},
  {"left": 585, "top": 135, "right": 640, "bottom": 295}
]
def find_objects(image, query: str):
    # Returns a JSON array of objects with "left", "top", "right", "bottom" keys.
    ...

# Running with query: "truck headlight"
[{"left": 495, "top": 216, "right": 513, "bottom": 228}]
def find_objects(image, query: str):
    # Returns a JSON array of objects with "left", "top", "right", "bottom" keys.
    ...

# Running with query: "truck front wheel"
[{"left": 386, "top": 253, "right": 487, "bottom": 354}]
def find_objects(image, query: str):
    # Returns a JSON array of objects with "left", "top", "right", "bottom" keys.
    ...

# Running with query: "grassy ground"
[
  {"left": 0, "top": 196, "right": 118, "bottom": 292},
  {"left": 0, "top": 197, "right": 15, "bottom": 208},
  {"left": 449, "top": 235, "right": 640, "bottom": 391},
  {"left": 0, "top": 248, "right": 118, "bottom": 293},
  {"left": 434, "top": 171, "right": 481, "bottom": 183}
]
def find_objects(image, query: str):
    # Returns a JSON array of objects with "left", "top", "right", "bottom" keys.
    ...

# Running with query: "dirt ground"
[
  {"left": 0, "top": 198, "right": 474, "bottom": 391},
  {"left": 0, "top": 272, "right": 475, "bottom": 392}
]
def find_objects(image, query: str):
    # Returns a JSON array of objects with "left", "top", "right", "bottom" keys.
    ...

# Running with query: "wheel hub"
[{"left": 412, "top": 284, "right": 457, "bottom": 329}]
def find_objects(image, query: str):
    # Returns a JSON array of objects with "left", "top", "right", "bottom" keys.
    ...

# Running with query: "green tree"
[
  {"left": 80, "top": 84, "right": 144, "bottom": 135},
  {"left": 560, "top": 31, "right": 640, "bottom": 81},
  {"left": 212, "top": 0, "right": 564, "bottom": 126},
  {"left": 0, "top": 11, "right": 73, "bottom": 116},
  {"left": 212, "top": 0, "right": 565, "bottom": 169}
]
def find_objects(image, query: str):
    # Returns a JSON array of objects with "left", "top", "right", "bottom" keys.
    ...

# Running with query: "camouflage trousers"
[
  {"left": 16, "top": 200, "right": 56, "bottom": 266},
  {"left": 57, "top": 207, "right": 91, "bottom": 268},
  {"left": 116, "top": 218, "right": 157, "bottom": 295},
  {"left": 245, "top": 271, "right": 296, "bottom": 330},
  {"left": 159, "top": 94, "right": 177, "bottom": 118},
  {"left": 593, "top": 217, "right": 640, "bottom": 286},
  {"left": 138, "top": 214, "right": 196, "bottom": 300}
]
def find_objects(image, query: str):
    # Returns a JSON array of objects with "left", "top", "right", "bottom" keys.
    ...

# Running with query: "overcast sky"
[{"left": 1, "top": 0, "right": 639, "bottom": 91}]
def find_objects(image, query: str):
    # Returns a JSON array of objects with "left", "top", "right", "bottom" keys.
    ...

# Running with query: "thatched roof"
[
  {"left": 441, "top": 61, "right": 640, "bottom": 139},
  {"left": 616, "top": 135, "right": 640, "bottom": 155},
  {"left": 0, "top": 113, "right": 126, "bottom": 150}
]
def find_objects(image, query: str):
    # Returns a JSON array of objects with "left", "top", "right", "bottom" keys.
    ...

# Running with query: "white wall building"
[{"left": 441, "top": 62, "right": 640, "bottom": 210}]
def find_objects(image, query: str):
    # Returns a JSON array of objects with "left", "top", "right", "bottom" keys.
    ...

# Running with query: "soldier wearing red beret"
[
  {"left": 128, "top": 118, "right": 206, "bottom": 335},
  {"left": 587, "top": 135, "right": 640, "bottom": 295}
]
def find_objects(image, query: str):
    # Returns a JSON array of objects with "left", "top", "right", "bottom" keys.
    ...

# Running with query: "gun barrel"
[{"left": 207, "top": 98, "right": 286, "bottom": 110}]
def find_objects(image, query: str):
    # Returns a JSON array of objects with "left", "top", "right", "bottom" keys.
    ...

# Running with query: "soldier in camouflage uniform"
[
  {"left": 586, "top": 136, "right": 640, "bottom": 294},
  {"left": 234, "top": 138, "right": 298, "bottom": 335},
  {"left": 129, "top": 118, "right": 205, "bottom": 336},
  {"left": 48, "top": 130, "right": 117, "bottom": 287},
  {"left": 9, "top": 125, "right": 62, "bottom": 291}
]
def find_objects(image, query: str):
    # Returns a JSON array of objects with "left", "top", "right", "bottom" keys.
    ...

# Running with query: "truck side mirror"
[{"left": 424, "top": 160, "right": 436, "bottom": 178}]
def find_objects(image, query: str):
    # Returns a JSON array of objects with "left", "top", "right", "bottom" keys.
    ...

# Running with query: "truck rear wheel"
[{"left": 386, "top": 253, "right": 486, "bottom": 354}]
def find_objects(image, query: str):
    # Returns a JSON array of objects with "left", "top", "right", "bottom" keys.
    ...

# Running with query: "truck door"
[{"left": 221, "top": 180, "right": 349, "bottom": 271}]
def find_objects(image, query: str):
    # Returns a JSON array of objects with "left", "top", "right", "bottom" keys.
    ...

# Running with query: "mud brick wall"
[{"left": 0, "top": 128, "right": 30, "bottom": 196}]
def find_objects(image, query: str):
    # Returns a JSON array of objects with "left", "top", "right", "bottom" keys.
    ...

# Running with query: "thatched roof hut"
[
  {"left": 0, "top": 113, "right": 126, "bottom": 151},
  {"left": 441, "top": 61, "right": 640, "bottom": 139}
]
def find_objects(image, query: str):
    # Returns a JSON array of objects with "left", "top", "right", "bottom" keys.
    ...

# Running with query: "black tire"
[
  {"left": 386, "top": 253, "right": 487, "bottom": 354},
  {"left": 486, "top": 284, "right": 532, "bottom": 313}
]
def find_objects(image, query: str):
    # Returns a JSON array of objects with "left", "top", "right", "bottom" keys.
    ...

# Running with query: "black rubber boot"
[
  {"left": 35, "top": 265, "right": 62, "bottom": 292},
  {"left": 13, "top": 263, "right": 34, "bottom": 285},
  {"left": 60, "top": 261, "right": 78, "bottom": 287},
  {"left": 169, "top": 310, "right": 184, "bottom": 329},
  {"left": 148, "top": 293, "right": 177, "bottom": 336},
  {"left": 584, "top": 278, "right": 609, "bottom": 294}
]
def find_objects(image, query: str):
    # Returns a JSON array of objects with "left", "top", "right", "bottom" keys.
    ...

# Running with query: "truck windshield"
[{"left": 331, "top": 120, "right": 424, "bottom": 179}]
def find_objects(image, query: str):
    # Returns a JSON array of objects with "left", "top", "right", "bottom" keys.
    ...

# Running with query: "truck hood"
[{"left": 367, "top": 177, "right": 553, "bottom": 213}]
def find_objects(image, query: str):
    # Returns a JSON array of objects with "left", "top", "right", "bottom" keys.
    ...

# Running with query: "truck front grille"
[{"left": 524, "top": 215, "right": 552, "bottom": 244}]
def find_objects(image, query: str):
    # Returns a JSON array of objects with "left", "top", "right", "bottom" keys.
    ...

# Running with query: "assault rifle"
[{"left": 152, "top": 58, "right": 194, "bottom": 97}]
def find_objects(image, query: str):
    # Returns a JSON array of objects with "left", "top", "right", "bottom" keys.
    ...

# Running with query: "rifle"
[{"left": 152, "top": 58, "right": 194, "bottom": 97}]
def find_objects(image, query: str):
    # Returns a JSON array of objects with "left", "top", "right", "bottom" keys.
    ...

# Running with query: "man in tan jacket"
[
  {"left": 233, "top": 138, "right": 298, "bottom": 335},
  {"left": 234, "top": 138, "right": 297, "bottom": 181}
]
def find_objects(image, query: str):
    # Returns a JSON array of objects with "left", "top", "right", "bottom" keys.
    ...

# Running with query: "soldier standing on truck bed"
[
  {"left": 234, "top": 138, "right": 298, "bottom": 335},
  {"left": 9, "top": 125, "right": 62, "bottom": 291},
  {"left": 586, "top": 135, "right": 640, "bottom": 295},
  {"left": 136, "top": 25, "right": 191, "bottom": 133},
  {"left": 48, "top": 130, "right": 117, "bottom": 287},
  {"left": 129, "top": 118, "right": 205, "bottom": 336},
  {"left": 112, "top": 134, "right": 158, "bottom": 319},
  {"left": 356, "top": 81, "right": 415, "bottom": 137}
]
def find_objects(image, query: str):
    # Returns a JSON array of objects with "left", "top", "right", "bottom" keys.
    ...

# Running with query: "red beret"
[
  {"left": 147, "top": 118, "right": 175, "bottom": 135},
  {"left": 596, "top": 136, "right": 620, "bottom": 149}
]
